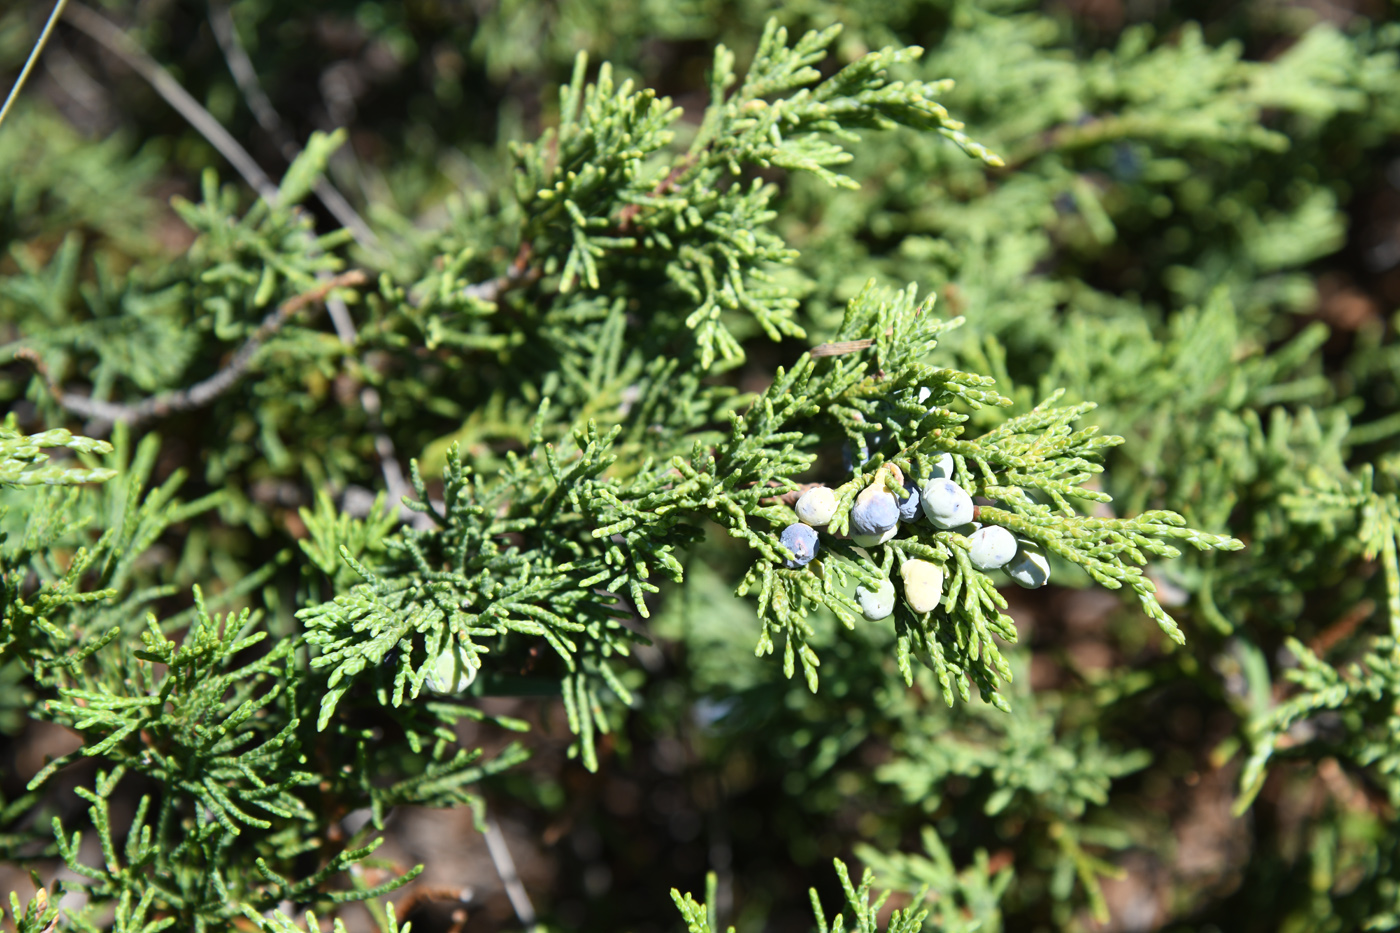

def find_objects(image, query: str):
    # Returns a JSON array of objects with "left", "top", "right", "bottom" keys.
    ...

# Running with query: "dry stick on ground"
[
  {"left": 41, "top": 35, "right": 112, "bottom": 121},
  {"left": 483, "top": 817, "right": 538, "bottom": 933},
  {"left": 392, "top": 885, "right": 474, "bottom": 926},
  {"left": 1309, "top": 598, "right": 1377, "bottom": 658},
  {"left": 26, "top": 270, "right": 368, "bottom": 428}
]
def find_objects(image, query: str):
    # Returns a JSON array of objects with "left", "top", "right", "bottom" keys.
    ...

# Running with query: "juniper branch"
[
  {"left": 421, "top": 242, "right": 540, "bottom": 307},
  {"left": 35, "top": 270, "right": 367, "bottom": 429},
  {"left": 151, "top": 1, "right": 411, "bottom": 519}
]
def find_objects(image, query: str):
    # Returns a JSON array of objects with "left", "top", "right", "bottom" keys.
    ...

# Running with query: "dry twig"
[
  {"left": 456, "top": 242, "right": 539, "bottom": 304},
  {"left": 0, "top": 0, "right": 72, "bottom": 134},
  {"left": 393, "top": 885, "right": 473, "bottom": 925},
  {"left": 809, "top": 338, "right": 875, "bottom": 357},
  {"left": 206, "top": 1, "right": 381, "bottom": 254},
  {"left": 63, "top": 1, "right": 280, "bottom": 203},
  {"left": 484, "top": 816, "right": 538, "bottom": 933}
]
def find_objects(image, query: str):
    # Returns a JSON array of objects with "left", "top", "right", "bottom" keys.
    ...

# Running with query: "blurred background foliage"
[{"left": 3, "top": 0, "right": 1400, "bottom": 931}]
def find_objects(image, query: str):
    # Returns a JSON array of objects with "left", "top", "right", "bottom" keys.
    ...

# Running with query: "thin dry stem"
[{"left": 63, "top": 2, "right": 280, "bottom": 203}]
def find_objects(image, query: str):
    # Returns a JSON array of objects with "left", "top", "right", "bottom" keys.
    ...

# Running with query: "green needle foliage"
[
  {"left": 506, "top": 21, "right": 1002, "bottom": 369},
  {"left": 0, "top": 416, "right": 114, "bottom": 488},
  {"left": 673, "top": 861, "right": 937, "bottom": 933},
  {"left": 856, "top": 830, "right": 1012, "bottom": 933},
  {"left": 1, "top": 1, "right": 1399, "bottom": 931}
]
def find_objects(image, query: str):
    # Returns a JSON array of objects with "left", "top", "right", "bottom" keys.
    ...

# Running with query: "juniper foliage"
[
  {"left": 1, "top": 2, "right": 1399, "bottom": 932},
  {"left": 671, "top": 862, "right": 935, "bottom": 933}
]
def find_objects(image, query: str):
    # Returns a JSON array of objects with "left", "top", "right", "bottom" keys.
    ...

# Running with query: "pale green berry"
[
  {"left": 856, "top": 578, "right": 896, "bottom": 620},
  {"left": 928, "top": 452, "right": 955, "bottom": 480},
  {"left": 795, "top": 486, "right": 838, "bottom": 527},
  {"left": 900, "top": 559, "right": 945, "bottom": 614},
  {"left": 1006, "top": 540, "right": 1050, "bottom": 588},
  {"left": 427, "top": 641, "right": 479, "bottom": 694},
  {"left": 968, "top": 525, "right": 1017, "bottom": 571},
  {"left": 851, "top": 527, "right": 898, "bottom": 547}
]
